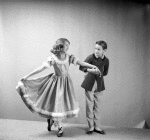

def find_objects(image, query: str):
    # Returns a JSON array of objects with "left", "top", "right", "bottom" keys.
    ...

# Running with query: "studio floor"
[{"left": 0, "top": 119, "right": 150, "bottom": 140}]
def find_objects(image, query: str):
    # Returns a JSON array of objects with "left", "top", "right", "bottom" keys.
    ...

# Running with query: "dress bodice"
[
  {"left": 52, "top": 54, "right": 69, "bottom": 76},
  {"left": 43, "top": 54, "right": 78, "bottom": 76}
]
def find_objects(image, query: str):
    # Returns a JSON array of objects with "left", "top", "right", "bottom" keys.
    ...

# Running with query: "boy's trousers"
[{"left": 85, "top": 82, "right": 103, "bottom": 128}]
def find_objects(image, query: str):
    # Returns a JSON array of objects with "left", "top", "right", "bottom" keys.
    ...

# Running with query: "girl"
[{"left": 16, "top": 38, "right": 100, "bottom": 137}]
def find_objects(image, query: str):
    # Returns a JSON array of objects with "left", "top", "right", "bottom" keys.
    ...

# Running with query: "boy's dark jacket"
[{"left": 79, "top": 53, "right": 109, "bottom": 92}]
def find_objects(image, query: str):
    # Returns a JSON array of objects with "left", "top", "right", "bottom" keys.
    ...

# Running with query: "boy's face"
[{"left": 94, "top": 44, "right": 105, "bottom": 57}]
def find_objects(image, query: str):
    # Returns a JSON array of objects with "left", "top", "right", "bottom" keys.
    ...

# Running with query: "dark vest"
[{"left": 79, "top": 54, "right": 109, "bottom": 92}]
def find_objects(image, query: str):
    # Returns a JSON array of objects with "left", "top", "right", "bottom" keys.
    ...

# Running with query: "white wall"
[{"left": 0, "top": 0, "right": 149, "bottom": 127}]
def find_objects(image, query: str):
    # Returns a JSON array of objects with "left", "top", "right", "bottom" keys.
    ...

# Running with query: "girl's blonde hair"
[{"left": 50, "top": 38, "right": 70, "bottom": 55}]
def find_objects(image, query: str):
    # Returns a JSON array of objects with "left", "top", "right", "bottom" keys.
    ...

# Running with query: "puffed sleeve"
[
  {"left": 42, "top": 56, "right": 55, "bottom": 68},
  {"left": 69, "top": 54, "right": 79, "bottom": 65}
]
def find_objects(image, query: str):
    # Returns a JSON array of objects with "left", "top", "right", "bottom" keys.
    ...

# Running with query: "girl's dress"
[{"left": 16, "top": 54, "right": 79, "bottom": 119}]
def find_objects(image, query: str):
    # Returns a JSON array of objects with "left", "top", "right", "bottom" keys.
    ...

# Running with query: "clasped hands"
[{"left": 88, "top": 66, "right": 101, "bottom": 77}]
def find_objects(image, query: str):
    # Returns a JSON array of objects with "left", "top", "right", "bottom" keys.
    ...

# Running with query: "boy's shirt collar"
[{"left": 93, "top": 53, "right": 105, "bottom": 59}]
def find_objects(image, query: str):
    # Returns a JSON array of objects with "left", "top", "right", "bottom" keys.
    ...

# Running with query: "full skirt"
[{"left": 16, "top": 73, "right": 79, "bottom": 119}]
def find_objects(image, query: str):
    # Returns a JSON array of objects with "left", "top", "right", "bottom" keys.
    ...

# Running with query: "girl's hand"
[
  {"left": 21, "top": 76, "right": 28, "bottom": 81},
  {"left": 95, "top": 68, "right": 101, "bottom": 77},
  {"left": 93, "top": 66, "right": 101, "bottom": 75},
  {"left": 92, "top": 65, "right": 97, "bottom": 69}
]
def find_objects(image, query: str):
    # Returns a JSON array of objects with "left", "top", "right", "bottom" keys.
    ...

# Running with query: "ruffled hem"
[{"left": 16, "top": 82, "right": 80, "bottom": 119}]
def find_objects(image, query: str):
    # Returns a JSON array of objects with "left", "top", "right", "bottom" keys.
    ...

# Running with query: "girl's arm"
[
  {"left": 21, "top": 65, "right": 47, "bottom": 81},
  {"left": 77, "top": 60, "right": 101, "bottom": 76},
  {"left": 21, "top": 56, "right": 54, "bottom": 81},
  {"left": 76, "top": 60, "right": 96, "bottom": 69},
  {"left": 70, "top": 55, "right": 100, "bottom": 76}
]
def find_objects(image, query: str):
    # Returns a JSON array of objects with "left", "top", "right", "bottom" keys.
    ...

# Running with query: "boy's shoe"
[
  {"left": 57, "top": 127, "right": 63, "bottom": 137},
  {"left": 47, "top": 119, "right": 54, "bottom": 131},
  {"left": 94, "top": 129, "right": 105, "bottom": 134},
  {"left": 86, "top": 127, "right": 94, "bottom": 134},
  {"left": 86, "top": 130, "right": 94, "bottom": 134}
]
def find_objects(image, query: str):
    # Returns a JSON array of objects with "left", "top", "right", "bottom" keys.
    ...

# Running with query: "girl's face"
[
  {"left": 63, "top": 41, "right": 70, "bottom": 53},
  {"left": 94, "top": 44, "right": 105, "bottom": 57}
]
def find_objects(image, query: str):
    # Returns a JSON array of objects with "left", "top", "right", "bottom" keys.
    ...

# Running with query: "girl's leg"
[
  {"left": 47, "top": 118, "right": 54, "bottom": 131},
  {"left": 56, "top": 118, "right": 63, "bottom": 137}
]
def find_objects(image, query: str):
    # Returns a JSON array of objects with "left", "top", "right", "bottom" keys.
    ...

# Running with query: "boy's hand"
[{"left": 92, "top": 66, "right": 97, "bottom": 69}]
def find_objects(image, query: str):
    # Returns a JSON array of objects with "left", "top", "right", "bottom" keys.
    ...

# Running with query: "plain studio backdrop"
[{"left": 0, "top": 0, "right": 150, "bottom": 128}]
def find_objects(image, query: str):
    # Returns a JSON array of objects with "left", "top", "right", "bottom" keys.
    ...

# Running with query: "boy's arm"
[{"left": 103, "top": 59, "right": 109, "bottom": 76}]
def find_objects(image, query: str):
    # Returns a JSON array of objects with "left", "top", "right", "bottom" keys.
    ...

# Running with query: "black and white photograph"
[{"left": 0, "top": 0, "right": 150, "bottom": 139}]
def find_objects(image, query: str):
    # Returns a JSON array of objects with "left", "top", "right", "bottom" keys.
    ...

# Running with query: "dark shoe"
[
  {"left": 47, "top": 119, "right": 54, "bottom": 131},
  {"left": 57, "top": 127, "right": 63, "bottom": 137},
  {"left": 86, "top": 129, "right": 94, "bottom": 134},
  {"left": 86, "top": 130, "right": 94, "bottom": 134},
  {"left": 94, "top": 129, "right": 105, "bottom": 135}
]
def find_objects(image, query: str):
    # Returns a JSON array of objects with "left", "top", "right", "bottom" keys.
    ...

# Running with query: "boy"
[{"left": 79, "top": 40, "right": 109, "bottom": 135}]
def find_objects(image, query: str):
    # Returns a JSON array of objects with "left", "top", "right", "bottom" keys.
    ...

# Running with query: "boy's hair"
[
  {"left": 50, "top": 38, "right": 70, "bottom": 55},
  {"left": 96, "top": 40, "right": 107, "bottom": 50}
]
